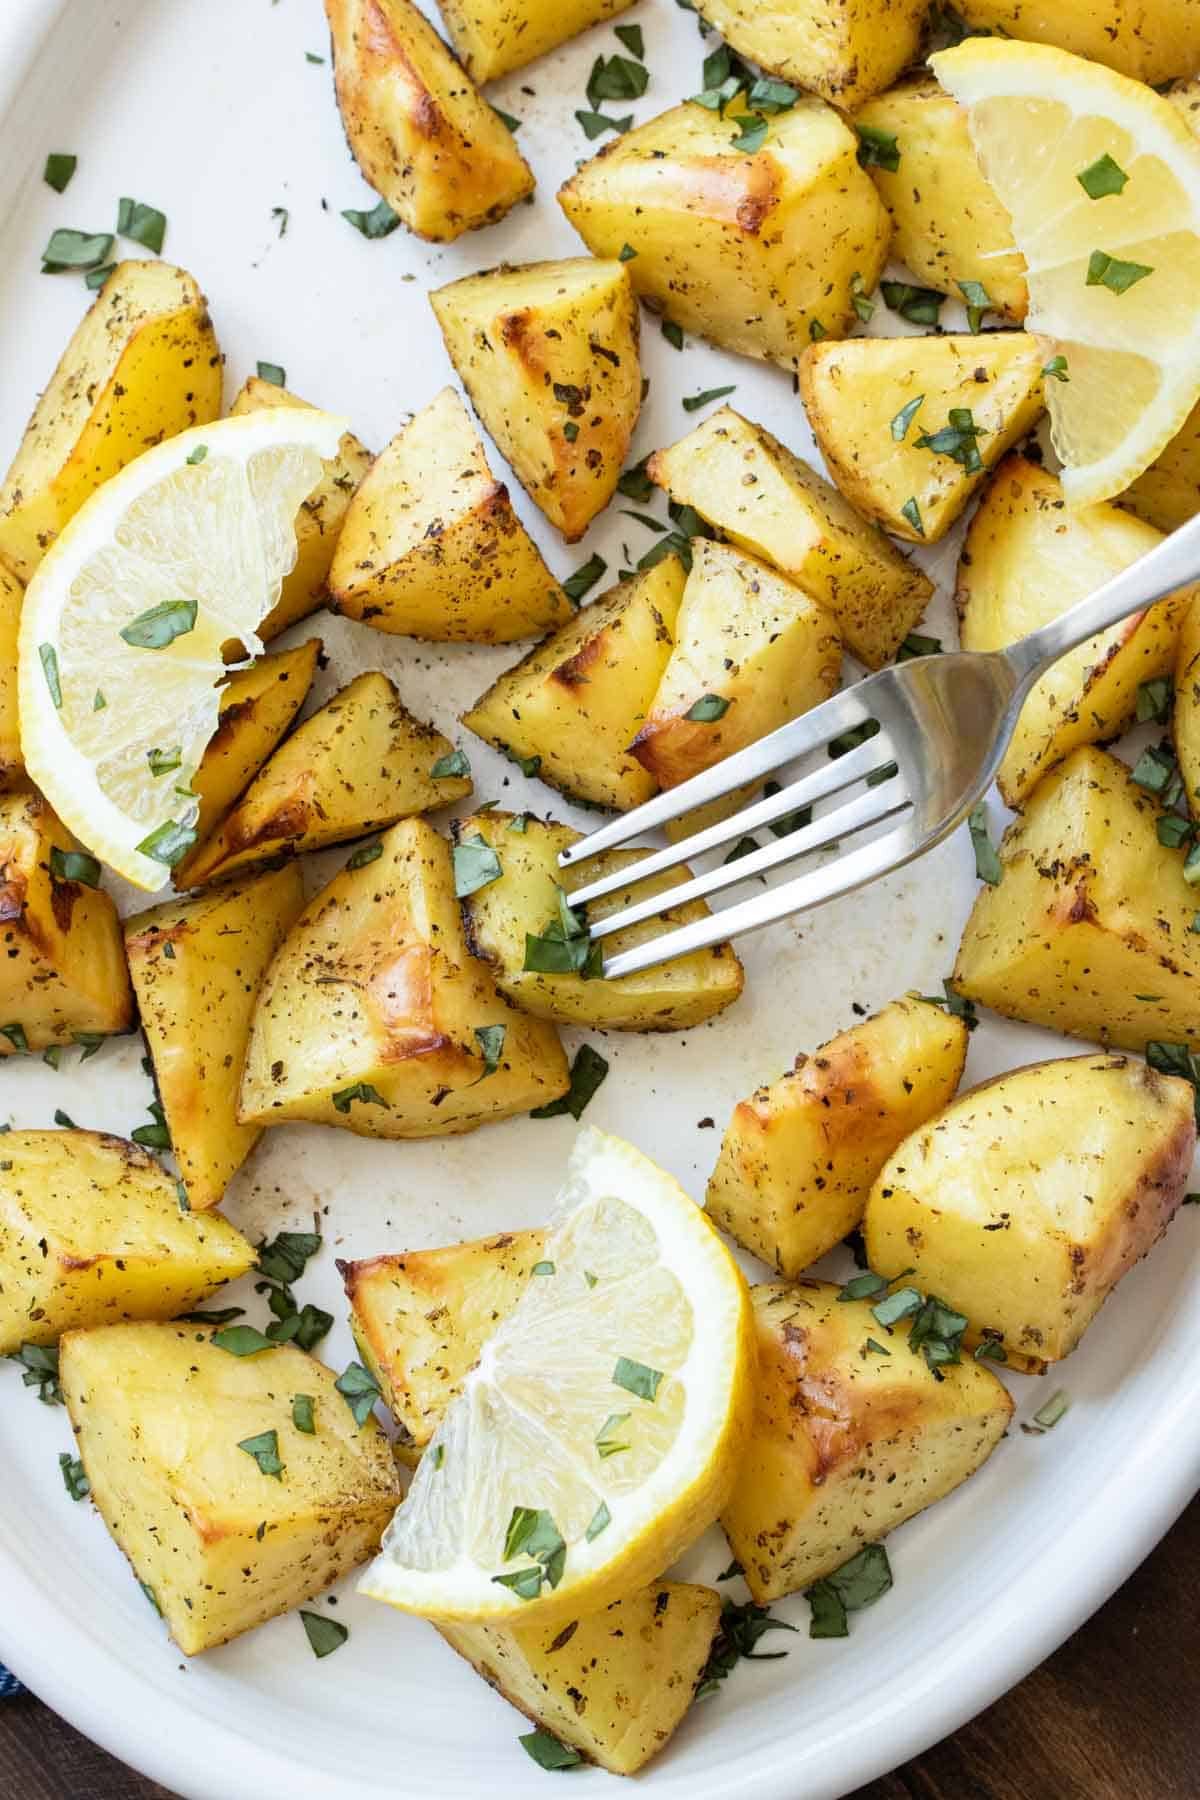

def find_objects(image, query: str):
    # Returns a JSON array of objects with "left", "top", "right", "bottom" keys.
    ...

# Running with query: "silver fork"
[{"left": 557, "top": 512, "right": 1200, "bottom": 979}]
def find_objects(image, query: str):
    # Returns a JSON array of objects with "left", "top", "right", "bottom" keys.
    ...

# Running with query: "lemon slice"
[
  {"left": 931, "top": 40, "right": 1200, "bottom": 506},
  {"left": 360, "top": 1127, "right": 753, "bottom": 1626},
  {"left": 18, "top": 409, "right": 345, "bottom": 889}
]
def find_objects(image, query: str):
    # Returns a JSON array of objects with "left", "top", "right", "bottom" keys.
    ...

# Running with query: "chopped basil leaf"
[
  {"left": 747, "top": 75, "right": 799, "bottom": 113},
  {"left": 614, "top": 21, "right": 644, "bottom": 56},
  {"left": 43, "top": 153, "right": 77, "bottom": 193},
  {"left": 9, "top": 1342, "right": 62, "bottom": 1405},
  {"left": 585, "top": 1499, "right": 611, "bottom": 1541},
  {"left": 493, "top": 1565, "right": 544, "bottom": 1600},
  {"left": 531, "top": 1260, "right": 555, "bottom": 1276},
  {"left": 1077, "top": 153, "right": 1127, "bottom": 199},
  {"left": 871, "top": 1285, "right": 922, "bottom": 1328},
  {"left": 305, "top": 50, "right": 325, "bottom": 63},
  {"left": 177, "top": 1306, "right": 245, "bottom": 1325},
  {"left": 595, "top": 1410, "right": 631, "bottom": 1457},
  {"left": 453, "top": 833, "right": 503, "bottom": 898},
  {"left": 1032, "top": 1388, "right": 1070, "bottom": 1430},
  {"left": 1136, "top": 676, "right": 1172, "bottom": 723},
  {"left": 619, "top": 242, "right": 637, "bottom": 261},
  {"left": 292, "top": 1394, "right": 316, "bottom": 1434},
  {"left": 335, "top": 1360, "right": 382, "bottom": 1427},
  {"left": 238, "top": 1429, "right": 284, "bottom": 1479},
  {"left": 331, "top": 1081, "right": 389, "bottom": 1114},
  {"left": 957, "top": 278, "right": 992, "bottom": 333},
  {"left": 900, "top": 496, "right": 924, "bottom": 536},
  {"left": 492, "top": 106, "right": 522, "bottom": 131},
  {"left": 256, "top": 1230, "right": 322, "bottom": 1286},
  {"left": 135, "top": 818, "right": 197, "bottom": 868},
  {"left": 587, "top": 53, "right": 649, "bottom": 107},
  {"left": 724, "top": 835, "right": 760, "bottom": 864},
  {"left": 1158, "top": 814, "right": 1193, "bottom": 850},
  {"left": 915, "top": 406, "right": 984, "bottom": 474},
  {"left": 519, "top": 1730, "right": 583, "bottom": 1771},
  {"left": 531, "top": 1043, "right": 609, "bottom": 1119},
  {"left": 967, "top": 802, "right": 1001, "bottom": 885},
  {"left": 59, "top": 1453, "right": 90, "bottom": 1502},
  {"left": 131, "top": 1099, "right": 171, "bottom": 1150},
  {"left": 805, "top": 1543, "right": 892, "bottom": 1639},
  {"left": 661, "top": 318, "right": 684, "bottom": 350},
  {"left": 50, "top": 848, "right": 101, "bottom": 887},
  {"left": 563, "top": 420, "right": 579, "bottom": 443},
  {"left": 84, "top": 262, "right": 115, "bottom": 290},
  {"left": 730, "top": 115, "right": 768, "bottom": 154},
  {"left": 213, "top": 1325, "right": 277, "bottom": 1356},
  {"left": 271, "top": 206, "right": 289, "bottom": 238},
  {"left": 683, "top": 384, "right": 737, "bottom": 413},
  {"left": 116, "top": 197, "right": 167, "bottom": 254},
  {"left": 0, "top": 1022, "right": 29, "bottom": 1054},
  {"left": 612, "top": 1355, "right": 663, "bottom": 1401},
  {"left": 346, "top": 840, "right": 383, "bottom": 870},
  {"left": 74, "top": 1032, "right": 108, "bottom": 1060},
  {"left": 473, "top": 1023, "right": 506, "bottom": 1080},
  {"left": 856, "top": 123, "right": 899, "bottom": 170},
  {"left": 849, "top": 270, "right": 875, "bottom": 322},
  {"left": 881, "top": 281, "right": 944, "bottom": 326},
  {"left": 256, "top": 360, "right": 286, "bottom": 386},
  {"left": 575, "top": 108, "right": 633, "bottom": 139},
  {"left": 431, "top": 748, "right": 471, "bottom": 779},
  {"left": 44, "top": 1050, "right": 63, "bottom": 1073},
  {"left": 890, "top": 395, "right": 924, "bottom": 441},
  {"left": 300, "top": 1611, "right": 349, "bottom": 1658},
  {"left": 432, "top": 1443, "right": 445, "bottom": 1469},
  {"left": 39, "top": 643, "right": 62, "bottom": 708},
  {"left": 695, "top": 1595, "right": 797, "bottom": 1696},
  {"left": 1042, "top": 353, "right": 1069, "bottom": 382},
  {"left": 120, "top": 598, "right": 197, "bottom": 649},
  {"left": 147, "top": 746, "right": 182, "bottom": 777},
  {"left": 897, "top": 631, "right": 943, "bottom": 660},
  {"left": 1086, "top": 249, "right": 1153, "bottom": 294},
  {"left": 93, "top": 690, "right": 106, "bottom": 711},
  {"left": 808, "top": 318, "right": 827, "bottom": 342},
  {"left": 618, "top": 458, "right": 654, "bottom": 502},
  {"left": 562, "top": 553, "right": 607, "bottom": 602},
  {"left": 140, "top": 1582, "right": 162, "bottom": 1615},
  {"left": 41, "top": 228, "right": 114, "bottom": 272},
  {"left": 863, "top": 1336, "right": 892, "bottom": 1356},
  {"left": 185, "top": 444, "right": 208, "bottom": 465},
  {"left": 685, "top": 693, "right": 731, "bottom": 722},
  {"left": 342, "top": 198, "right": 401, "bottom": 238},
  {"left": 974, "top": 1337, "right": 1007, "bottom": 1363}
]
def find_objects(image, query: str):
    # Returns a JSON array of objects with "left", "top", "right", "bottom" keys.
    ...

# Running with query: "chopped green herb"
[
  {"left": 617, "top": 458, "right": 654, "bottom": 502},
  {"left": 131, "top": 1101, "right": 171, "bottom": 1150},
  {"left": 256, "top": 360, "right": 286, "bottom": 387},
  {"left": 871, "top": 1285, "right": 923, "bottom": 1329},
  {"left": 747, "top": 75, "right": 799, "bottom": 113},
  {"left": 695, "top": 1596, "right": 797, "bottom": 1698},
  {"left": 120, "top": 598, "right": 197, "bottom": 649},
  {"left": 116, "top": 197, "right": 167, "bottom": 254},
  {"left": 585, "top": 1499, "right": 611, "bottom": 1541},
  {"left": 43, "top": 154, "right": 77, "bottom": 193},
  {"left": 335, "top": 1360, "right": 382, "bottom": 1427},
  {"left": 213, "top": 1325, "right": 277, "bottom": 1357},
  {"left": 1136, "top": 676, "right": 1172, "bottom": 724},
  {"left": 519, "top": 1730, "right": 583, "bottom": 1771},
  {"left": 849, "top": 270, "right": 875, "bottom": 322},
  {"left": 257, "top": 1230, "right": 322, "bottom": 1287},
  {"left": 59, "top": 1453, "right": 90, "bottom": 1502},
  {"left": 9, "top": 1342, "right": 62, "bottom": 1405},
  {"left": 271, "top": 207, "right": 289, "bottom": 238},
  {"left": 808, "top": 319, "right": 827, "bottom": 341},
  {"left": 1032, "top": 1388, "right": 1070, "bottom": 1430},
  {"left": 856, "top": 122, "right": 900, "bottom": 170},
  {"left": 93, "top": 690, "right": 106, "bottom": 711},
  {"left": 613, "top": 1355, "right": 663, "bottom": 1401},
  {"left": 595, "top": 1410, "right": 631, "bottom": 1457},
  {"left": 1077, "top": 154, "right": 1127, "bottom": 199},
  {"left": 1042, "top": 353, "right": 1069, "bottom": 382},
  {"left": 881, "top": 281, "right": 944, "bottom": 326},
  {"left": 453, "top": 834, "right": 503, "bottom": 898},
  {"left": 45, "top": 1056, "right": 65, "bottom": 1078},
  {"left": 1158, "top": 814, "right": 1193, "bottom": 850},
  {"left": 890, "top": 395, "right": 925, "bottom": 441},
  {"left": 345, "top": 840, "right": 383, "bottom": 870},
  {"left": 957, "top": 278, "right": 992, "bottom": 333},
  {"left": 968, "top": 802, "right": 1002, "bottom": 885},
  {"left": 342, "top": 198, "right": 401, "bottom": 238},
  {"left": 531, "top": 1043, "right": 609, "bottom": 1118},
  {"left": 300, "top": 1611, "right": 349, "bottom": 1658},
  {"left": 915, "top": 406, "right": 984, "bottom": 474},
  {"left": 74, "top": 1033, "right": 108, "bottom": 1060},
  {"left": 292, "top": 1394, "right": 316, "bottom": 1435},
  {"left": 432, "top": 1443, "right": 445, "bottom": 1469},
  {"left": 493, "top": 1565, "right": 544, "bottom": 1600},
  {"left": 685, "top": 692, "right": 731, "bottom": 723},
  {"left": 863, "top": 1337, "right": 892, "bottom": 1356},
  {"left": 575, "top": 108, "right": 633, "bottom": 139},
  {"left": 897, "top": 632, "right": 943, "bottom": 660},
  {"left": 41, "top": 228, "right": 114, "bottom": 273},
  {"left": 683, "top": 384, "right": 737, "bottom": 413},
  {"left": 39, "top": 643, "right": 62, "bottom": 708},
  {"left": 85, "top": 262, "right": 116, "bottom": 291},
  {"left": 331, "top": 1081, "right": 389, "bottom": 1114},
  {"left": 523, "top": 888, "right": 603, "bottom": 978},
  {"left": 562, "top": 553, "right": 607, "bottom": 603},
  {"left": 619, "top": 242, "right": 638, "bottom": 261},
  {"left": 900, "top": 496, "right": 925, "bottom": 536},
  {"left": 0, "top": 1023, "right": 29, "bottom": 1055},
  {"left": 492, "top": 106, "right": 522, "bottom": 131},
  {"left": 238, "top": 1428, "right": 284, "bottom": 1480},
  {"left": 587, "top": 52, "right": 649, "bottom": 106},
  {"left": 1086, "top": 249, "right": 1153, "bottom": 294},
  {"left": 50, "top": 847, "right": 101, "bottom": 887},
  {"left": 177, "top": 1307, "right": 245, "bottom": 1325},
  {"left": 147, "top": 746, "right": 183, "bottom": 778},
  {"left": 140, "top": 1582, "right": 162, "bottom": 1615},
  {"left": 305, "top": 49, "right": 325, "bottom": 63},
  {"left": 563, "top": 420, "right": 579, "bottom": 444},
  {"left": 805, "top": 1543, "right": 892, "bottom": 1638},
  {"left": 974, "top": 1337, "right": 1007, "bottom": 1363},
  {"left": 473, "top": 1023, "right": 506, "bottom": 1080},
  {"left": 531, "top": 1260, "right": 555, "bottom": 1277},
  {"left": 729, "top": 115, "right": 768, "bottom": 153},
  {"left": 431, "top": 748, "right": 471, "bottom": 780},
  {"left": 661, "top": 318, "right": 685, "bottom": 350},
  {"left": 724, "top": 835, "right": 761, "bottom": 864},
  {"left": 614, "top": 21, "right": 644, "bottom": 56}
]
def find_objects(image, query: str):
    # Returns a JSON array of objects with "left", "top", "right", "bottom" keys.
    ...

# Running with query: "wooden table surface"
[{"left": 2, "top": 1497, "right": 1196, "bottom": 1799}]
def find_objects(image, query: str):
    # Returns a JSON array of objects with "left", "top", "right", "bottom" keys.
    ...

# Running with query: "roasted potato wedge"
[
  {"left": 865, "top": 1054, "right": 1196, "bottom": 1372},
  {"left": 341, "top": 1229, "right": 547, "bottom": 1459},
  {"left": 0, "top": 261, "right": 222, "bottom": 584},
  {"left": 558, "top": 96, "right": 889, "bottom": 369},
  {"left": 324, "top": 0, "right": 534, "bottom": 242},
  {"left": 694, "top": 0, "right": 927, "bottom": 110},
  {"left": 648, "top": 409, "right": 932, "bottom": 669},
  {"left": 855, "top": 76, "right": 1028, "bottom": 322},
  {"left": 954, "top": 745, "right": 1200, "bottom": 1050},
  {"left": 722, "top": 1281, "right": 1012, "bottom": 1603},
  {"left": 190, "top": 640, "right": 321, "bottom": 851},
  {"left": 328, "top": 387, "right": 569, "bottom": 641},
  {"left": 454, "top": 810, "right": 744, "bottom": 1029},
  {"left": 430, "top": 261, "right": 641, "bottom": 542},
  {"left": 239, "top": 817, "right": 569, "bottom": 1137},
  {"left": 707, "top": 998, "right": 969, "bottom": 1279},
  {"left": 462, "top": 557, "right": 685, "bottom": 810},
  {"left": 60, "top": 1323, "right": 402, "bottom": 1653},
  {"left": 440, "top": 1580, "right": 721, "bottom": 1775},
  {"left": 1174, "top": 598, "right": 1200, "bottom": 805},
  {"left": 799, "top": 333, "right": 1045, "bottom": 545},
  {"left": 631, "top": 540, "right": 841, "bottom": 791},
  {"left": 0, "top": 1132, "right": 254, "bottom": 1354},
  {"left": 1123, "top": 399, "right": 1200, "bottom": 533},
  {"left": 437, "top": 0, "right": 633, "bottom": 81},
  {"left": 0, "top": 790, "right": 132, "bottom": 1053},
  {"left": 125, "top": 864, "right": 307, "bottom": 1212},
  {"left": 229, "top": 377, "right": 372, "bottom": 642},
  {"left": 0, "top": 565, "right": 22, "bottom": 788},
  {"left": 958, "top": 458, "right": 1190, "bottom": 806},
  {"left": 177, "top": 671, "right": 471, "bottom": 886},
  {"left": 952, "top": 0, "right": 1200, "bottom": 84}
]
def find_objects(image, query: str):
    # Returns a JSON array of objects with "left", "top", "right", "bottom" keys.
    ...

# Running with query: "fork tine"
[
  {"left": 588, "top": 774, "right": 911, "bottom": 943},
  {"left": 567, "top": 733, "right": 898, "bottom": 909},
  {"left": 601, "top": 820, "right": 921, "bottom": 980},
  {"left": 556, "top": 675, "right": 890, "bottom": 867}
]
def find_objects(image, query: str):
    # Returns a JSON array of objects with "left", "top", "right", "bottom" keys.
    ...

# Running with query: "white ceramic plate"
[{"left": 0, "top": 3, "right": 1197, "bottom": 1796}]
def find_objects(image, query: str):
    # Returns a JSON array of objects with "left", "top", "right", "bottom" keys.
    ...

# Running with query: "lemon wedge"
[
  {"left": 360, "top": 1127, "right": 754, "bottom": 1626},
  {"left": 932, "top": 40, "right": 1200, "bottom": 506},
  {"left": 18, "top": 409, "right": 345, "bottom": 889}
]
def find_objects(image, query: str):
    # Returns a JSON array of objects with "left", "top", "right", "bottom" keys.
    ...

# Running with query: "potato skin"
[
  {"left": 0, "top": 261, "right": 222, "bottom": 584},
  {"left": 430, "top": 260, "right": 641, "bottom": 542},
  {"left": 324, "top": 0, "right": 533, "bottom": 242},
  {"left": 60, "top": 1323, "right": 402, "bottom": 1654},
  {"left": 125, "top": 864, "right": 307, "bottom": 1212},
  {"left": 559, "top": 96, "right": 890, "bottom": 370},
  {"left": 864, "top": 1055, "right": 1196, "bottom": 1371},
  {"left": 0, "top": 566, "right": 22, "bottom": 788},
  {"left": 648, "top": 408, "right": 931, "bottom": 669},
  {"left": 954, "top": 0, "right": 1200, "bottom": 84},
  {"left": 695, "top": 0, "right": 928, "bottom": 110},
  {"left": 0, "top": 790, "right": 132, "bottom": 1052},
  {"left": 190, "top": 639, "right": 321, "bottom": 852},
  {"left": 455, "top": 809, "right": 744, "bottom": 1030},
  {"left": 463, "top": 557, "right": 685, "bottom": 811},
  {"left": 239, "top": 815, "right": 569, "bottom": 1137},
  {"left": 437, "top": 0, "right": 634, "bottom": 81},
  {"left": 707, "top": 998, "right": 968, "bottom": 1278},
  {"left": 341, "top": 1229, "right": 547, "bottom": 1459},
  {"left": 0, "top": 1132, "right": 255, "bottom": 1354},
  {"left": 229, "top": 378, "right": 372, "bottom": 642},
  {"left": 328, "top": 387, "right": 569, "bottom": 641},
  {"left": 721, "top": 1281, "right": 1012, "bottom": 1603},
  {"left": 799, "top": 333, "right": 1044, "bottom": 545},
  {"left": 958, "top": 458, "right": 1189, "bottom": 806},
  {"left": 855, "top": 76, "right": 1028, "bottom": 321},
  {"left": 954, "top": 745, "right": 1200, "bottom": 1051},
  {"left": 439, "top": 1580, "right": 721, "bottom": 1774}
]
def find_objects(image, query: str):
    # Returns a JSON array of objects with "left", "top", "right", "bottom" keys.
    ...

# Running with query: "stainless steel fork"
[{"left": 558, "top": 511, "right": 1200, "bottom": 979}]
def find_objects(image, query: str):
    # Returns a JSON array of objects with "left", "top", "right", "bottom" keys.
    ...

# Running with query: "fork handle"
[{"left": 1005, "top": 509, "right": 1200, "bottom": 685}]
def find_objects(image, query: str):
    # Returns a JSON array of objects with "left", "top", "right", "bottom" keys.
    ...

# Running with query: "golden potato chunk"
[
  {"left": 631, "top": 539, "right": 841, "bottom": 790},
  {"left": 430, "top": 260, "right": 641, "bottom": 542},
  {"left": 558, "top": 95, "right": 889, "bottom": 369},
  {"left": 855, "top": 76, "right": 1028, "bottom": 321},
  {"left": 440, "top": 1580, "right": 720, "bottom": 1775},
  {"left": 178, "top": 671, "right": 471, "bottom": 886},
  {"left": 190, "top": 639, "right": 321, "bottom": 852},
  {"left": 694, "top": 0, "right": 927, "bottom": 109},
  {"left": 463, "top": 557, "right": 685, "bottom": 811},
  {"left": 341, "top": 1229, "right": 546, "bottom": 1458},
  {"left": 1175, "top": 598, "right": 1200, "bottom": 806},
  {"left": 722, "top": 1281, "right": 1012, "bottom": 1603},
  {"left": 0, "top": 790, "right": 132, "bottom": 1054},
  {"left": 0, "top": 261, "right": 222, "bottom": 583},
  {"left": 958, "top": 458, "right": 1189, "bottom": 807},
  {"left": 324, "top": 0, "right": 534, "bottom": 242},
  {"left": 240, "top": 816, "right": 569, "bottom": 1137},
  {"left": 0, "top": 1131, "right": 254, "bottom": 1354},
  {"left": 229, "top": 377, "right": 372, "bottom": 642},
  {"left": 60, "top": 1323, "right": 402, "bottom": 1653},
  {"left": 952, "top": 0, "right": 1200, "bottom": 84},
  {"left": 455, "top": 810, "right": 744, "bottom": 1030},
  {"left": 707, "top": 998, "right": 968, "bottom": 1279},
  {"left": 0, "top": 566, "right": 22, "bottom": 788},
  {"left": 954, "top": 745, "right": 1200, "bottom": 1051},
  {"left": 328, "top": 387, "right": 569, "bottom": 641},
  {"left": 125, "top": 864, "right": 307, "bottom": 1212},
  {"left": 799, "top": 333, "right": 1044, "bottom": 545},
  {"left": 1124, "top": 398, "right": 1200, "bottom": 533},
  {"left": 437, "top": 0, "right": 633, "bottom": 80},
  {"left": 648, "top": 409, "right": 931, "bottom": 669},
  {"left": 865, "top": 1054, "right": 1196, "bottom": 1372}
]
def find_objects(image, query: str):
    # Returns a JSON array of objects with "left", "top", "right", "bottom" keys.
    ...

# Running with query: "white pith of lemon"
[{"left": 18, "top": 408, "right": 346, "bottom": 889}]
